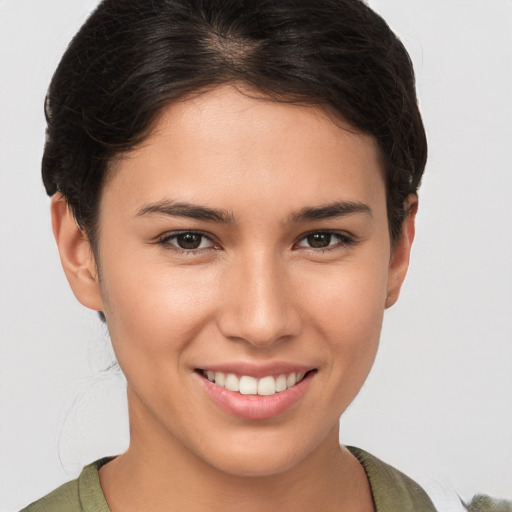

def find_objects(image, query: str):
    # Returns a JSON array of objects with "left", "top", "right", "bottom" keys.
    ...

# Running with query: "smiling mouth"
[{"left": 196, "top": 369, "right": 317, "bottom": 396}]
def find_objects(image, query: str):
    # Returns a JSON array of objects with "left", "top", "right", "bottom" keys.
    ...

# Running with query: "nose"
[{"left": 217, "top": 251, "right": 301, "bottom": 348}]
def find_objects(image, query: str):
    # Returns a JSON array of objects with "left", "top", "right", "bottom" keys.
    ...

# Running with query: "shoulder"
[
  {"left": 347, "top": 447, "right": 512, "bottom": 512},
  {"left": 20, "top": 479, "right": 80, "bottom": 512},
  {"left": 20, "top": 458, "right": 114, "bottom": 512},
  {"left": 347, "top": 446, "right": 437, "bottom": 512}
]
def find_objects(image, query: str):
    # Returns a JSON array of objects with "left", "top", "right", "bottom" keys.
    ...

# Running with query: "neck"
[{"left": 99, "top": 389, "right": 374, "bottom": 512}]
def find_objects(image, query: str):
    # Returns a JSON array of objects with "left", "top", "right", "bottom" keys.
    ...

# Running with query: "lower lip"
[{"left": 196, "top": 372, "right": 314, "bottom": 420}]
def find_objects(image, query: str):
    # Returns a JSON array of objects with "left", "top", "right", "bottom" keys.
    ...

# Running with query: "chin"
[
  {"left": 206, "top": 445, "right": 309, "bottom": 478},
  {"left": 187, "top": 425, "right": 328, "bottom": 478}
]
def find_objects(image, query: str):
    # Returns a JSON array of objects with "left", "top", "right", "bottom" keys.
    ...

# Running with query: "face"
[{"left": 59, "top": 85, "right": 414, "bottom": 477}]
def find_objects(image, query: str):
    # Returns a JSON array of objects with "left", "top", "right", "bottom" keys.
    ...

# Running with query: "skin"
[{"left": 52, "top": 85, "right": 416, "bottom": 512}]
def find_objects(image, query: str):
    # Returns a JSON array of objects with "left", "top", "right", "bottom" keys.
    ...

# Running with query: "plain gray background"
[{"left": 1, "top": 1, "right": 511, "bottom": 511}]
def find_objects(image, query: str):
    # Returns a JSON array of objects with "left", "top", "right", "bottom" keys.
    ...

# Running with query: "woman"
[{"left": 17, "top": 0, "right": 509, "bottom": 511}]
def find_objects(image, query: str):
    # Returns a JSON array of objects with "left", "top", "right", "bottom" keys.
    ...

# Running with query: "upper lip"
[{"left": 195, "top": 361, "right": 316, "bottom": 379}]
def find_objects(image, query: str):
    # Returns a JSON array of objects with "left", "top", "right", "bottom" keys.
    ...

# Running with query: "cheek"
[
  {"left": 298, "top": 254, "right": 389, "bottom": 372},
  {"left": 98, "top": 251, "right": 218, "bottom": 361}
]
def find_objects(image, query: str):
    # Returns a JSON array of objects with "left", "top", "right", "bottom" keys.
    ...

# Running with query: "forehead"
[{"left": 106, "top": 85, "right": 386, "bottom": 221}]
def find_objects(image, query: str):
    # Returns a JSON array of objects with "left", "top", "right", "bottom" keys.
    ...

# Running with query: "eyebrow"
[
  {"left": 289, "top": 200, "right": 372, "bottom": 223},
  {"left": 136, "top": 200, "right": 235, "bottom": 223},
  {"left": 136, "top": 199, "right": 371, "bottom": 223}
]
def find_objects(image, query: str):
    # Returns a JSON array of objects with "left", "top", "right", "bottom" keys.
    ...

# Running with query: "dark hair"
[{"left": 43, "top": 0, "right": 426, "bottom": 248}]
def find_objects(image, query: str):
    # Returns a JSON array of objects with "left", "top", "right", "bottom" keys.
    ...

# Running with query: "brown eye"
[
  {"left": 158, "top": 231, "right": 215, "bottom": 252},
  {"left": 296, "top": 231, "right": 355, "bottom": 250},
  {"left": 306, "top": 233, "right": 332, "bottom": 248},
  {"left": 176, "top": 233, "right": 203, "bottom": 249}
]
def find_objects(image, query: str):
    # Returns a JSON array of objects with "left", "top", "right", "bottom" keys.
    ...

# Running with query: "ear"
[
  {"left": 385, "top": 195, "right": 418, "bottom": 309},
  {"left": 51, "top": 194, "right": 104, "bottom": 312}
]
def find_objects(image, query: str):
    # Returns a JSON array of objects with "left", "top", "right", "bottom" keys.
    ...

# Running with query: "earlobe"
[
  {"left": 51, "top": 194, "right": 104, "bottom": 312},
  {"left": 385, "top": 195, "right": 418, "bottom": 309}
]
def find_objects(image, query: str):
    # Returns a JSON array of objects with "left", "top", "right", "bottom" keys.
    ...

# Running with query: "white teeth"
[
  {"left": 286, "top": 373, "right": 297, "bottom": 388},
  {"left": 239, "top": 376, "right": 258, "bottom": 395},
  {"left": 225, "top": 373, "right": 240, "bottom": 392},
  {"left": 275, "top": 374, "right": 287, "bottom": 392},
  {"left": 214, "top": 372, "right": 225, "bottom": 387},
  {"left": 257, "top": 376, "right": 276, "bottom": 396},
  {"left": 202, "top": 370, "right": 310, "bottom": 395}
]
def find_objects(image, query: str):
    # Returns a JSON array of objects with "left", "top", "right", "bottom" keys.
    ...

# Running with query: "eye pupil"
[
  {"left": 307, "top": 233, "right": 331, "bottom": 248},
  {"left": 177, "top": 233, "right": 202, "bottom": 249}
]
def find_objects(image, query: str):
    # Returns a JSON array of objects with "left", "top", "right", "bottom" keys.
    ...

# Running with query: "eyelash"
[
  {"left": 294, "top": 231, "right": 356, "bottom": 252},
  {"left": 156, "top": 230, "right": 356, "bottom": 255},
  {"left": 156, "top": 231, "right": 218, "bottom": 255}
]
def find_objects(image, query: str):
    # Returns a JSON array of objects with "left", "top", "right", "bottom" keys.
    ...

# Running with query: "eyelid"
[
  {"left": 294, "top": 230, "right": 357, "bottom": 250},
  {"left": 156, "top": 230, "right": 219, "bottom": 252}
]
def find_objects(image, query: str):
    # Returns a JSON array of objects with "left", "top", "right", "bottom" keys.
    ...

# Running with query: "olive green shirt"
[{"left": 20, "top": 447, "right": 511, "bottom": 511}]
